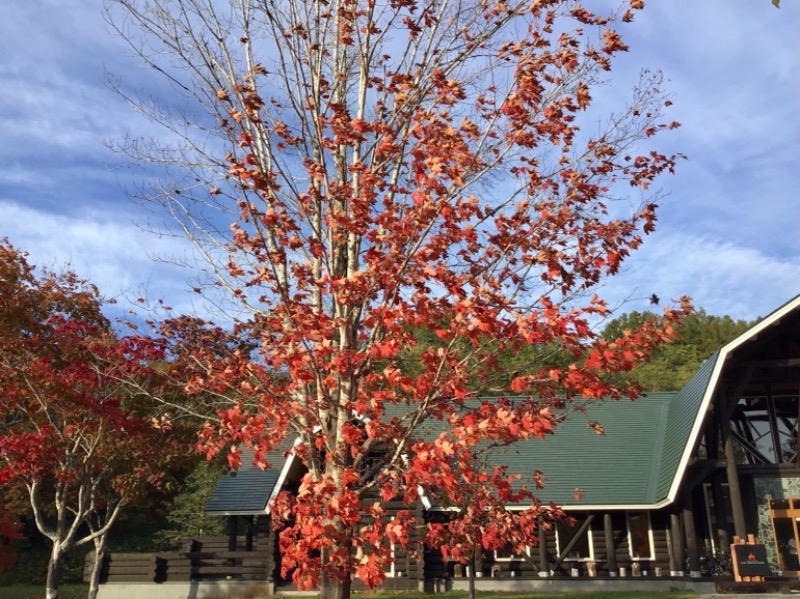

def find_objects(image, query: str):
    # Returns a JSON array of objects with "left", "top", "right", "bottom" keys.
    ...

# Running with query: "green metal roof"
[
  {"left": 204, "top": 294, "right": 800, "bottom": 514},
  {"left": 204, "top": 390, "right": 709, "bottom": 513},
  {"left": 205, "top": 447, "right": 289, "bottom": 515},
  {"left": 481, "top": 356, "right": 721, "bottom": 510},
  {"left": 481, "top": 393, "right": 677, "bottom": 510}
]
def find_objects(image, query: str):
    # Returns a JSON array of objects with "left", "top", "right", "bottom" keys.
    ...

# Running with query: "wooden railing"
[
  {"left": 161, "top": 550, "right": 271, "bottom": 581},
  {"left": 84, "top": 552, "right": 155, "bottom": 583},
  {"left": 85, "top": 548, "right": 271, "bottom": 583}
]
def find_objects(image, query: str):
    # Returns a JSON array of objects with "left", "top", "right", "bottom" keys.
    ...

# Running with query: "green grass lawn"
[
  {"left": 0, "top": 584, "right": 89, "bottom": 599},
  {"left": 0, "top": 588, "right": 699, "bottom": 599}
]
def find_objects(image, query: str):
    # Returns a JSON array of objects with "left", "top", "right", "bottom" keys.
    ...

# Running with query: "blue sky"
[{"left": 0, "top": 1, "right": 797, "bottom": 323}]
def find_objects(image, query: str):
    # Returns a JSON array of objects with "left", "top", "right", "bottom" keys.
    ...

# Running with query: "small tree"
[
  {"left": 154, "top": 459, "right": 228, "bottom": 550},
  {"left": 107, "top": 1, "right": 692, "bottom": 597},
  {"left": 0, "top": 240, "right": 189, "bottom": 599},
  {"left": 424, "top": 451, "right": 564, "bottom": 599}
]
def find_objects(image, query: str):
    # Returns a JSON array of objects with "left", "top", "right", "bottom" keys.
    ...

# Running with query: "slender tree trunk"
[
  {"left": 468, "top": 551, "right": 476, "bottom": 599},
  {"left": 320, "top": 570, "right": 352, "bottom": 599},
  {"left": 87, "top": 536, "right": 107, "bottom": 599},
  {"left": 46, "top": 544, "right": 64, "bottom": 599}
]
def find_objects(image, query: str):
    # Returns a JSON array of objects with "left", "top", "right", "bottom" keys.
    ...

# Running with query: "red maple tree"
[
  {"left": 109, "top": 1, "right": 692, "bottom": 597},
  {"left": 0, "top": 240, "right": 190, "bottom": 599}
]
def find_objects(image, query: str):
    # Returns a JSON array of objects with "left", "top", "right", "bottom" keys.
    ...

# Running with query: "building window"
[
  {"left": 356, "top": 518, "right": 398, "bottom": 577},
  {"left": 556, "top": 517, "right": 593, "bottom": 561},
  {"left": 494, "top": 544, "right": 529, "bottom": 561},
  {"left": 627, "top": 511, "right": 654, "bottom": 560}
]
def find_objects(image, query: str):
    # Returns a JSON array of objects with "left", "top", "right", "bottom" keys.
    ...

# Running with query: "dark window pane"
[{"left": 628, "top": 511, "right": 652, "bottom": 559}]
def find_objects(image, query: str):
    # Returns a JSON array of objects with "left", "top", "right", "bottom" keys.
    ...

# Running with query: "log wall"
[{"left": 423, "top": 509, "right": 675, "bottom": 580}]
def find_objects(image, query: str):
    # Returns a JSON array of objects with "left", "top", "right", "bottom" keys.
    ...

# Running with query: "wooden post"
[
  {"left": 719, "top": 372, "right": 754, "bottom": 539},
  {"left": 683, "top": 497, "right": 701, "bottom": 577},
  {"left": 721, "top": 400, "right": 747, "bottom": 538},
  {"left": 711, "top": 473, "right": 731, "bottom": 551},
  {"left": 670, "top": 511, "right": 685, "bottom": 576},
  {"left": 538, "top": 519, "right": 549, "bottom": 576},
  {"left": 245, "top": 515, "right": 254, "bottom": 551},
  {"left": 228, "top": 515, "right": 238, "bottom": 552},
  {"left": 666, "top": 522, "right": 676, "bottom": 574},
  {"left": 766, "top": 383, "right": 782, "bottom": 462},
  {"left": 604, "top": 513, "right": 617, "bottom": 576}
]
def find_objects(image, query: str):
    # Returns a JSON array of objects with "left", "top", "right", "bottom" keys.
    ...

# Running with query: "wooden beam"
[
  {"left": 682, "top": 460, "right": 721, "bottom": 496},
  {"left": 688, "top": 458, "right": 726, "bottom": 469},
  {"left": 741, "top": 358, "right": 800, "bottom": 368},
  {"left": 538, "top": 519, "right": 549, "bottom": 575},
  {"left": 730, "top": 429, "right": 771, "bottom": 464},
  {"left": 551, "top": 514, "right": 595, "bottom": 571},
  {"left": 604, "top": 513, "right": 617, "bottom": 574},
  {"left": 670, "top": 511, "right": 685, "bottom": 576},
  {"left": 796, "top": 380, "right": 800, "bottom": 465},
  {"left": 721, "top": 365, "right": 756, "bottom": 415}
]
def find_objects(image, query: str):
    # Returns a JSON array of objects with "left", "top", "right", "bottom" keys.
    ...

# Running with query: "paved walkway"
[{"left": 701, "top": 594, "right": 799, "bottom": 598}]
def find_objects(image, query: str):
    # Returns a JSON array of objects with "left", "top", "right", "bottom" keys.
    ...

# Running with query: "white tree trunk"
[
  {"left": 87, "top": 536, "right": 107, "bottom": 599},
  {"left": 45, "top": 543, "right": 64, "bottom": 599}
]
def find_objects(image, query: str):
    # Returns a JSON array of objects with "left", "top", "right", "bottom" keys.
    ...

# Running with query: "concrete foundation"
[
  {"left": 446, "top": 576, "right": 718, "bottom": 595},
  {"left": 96, "top": 580, "right": 274, "bottom": 599}
]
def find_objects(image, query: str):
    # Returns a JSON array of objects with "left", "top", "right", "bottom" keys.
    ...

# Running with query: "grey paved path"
[{"left": 701, "top": 594, "right": 799, "bottom": 598}]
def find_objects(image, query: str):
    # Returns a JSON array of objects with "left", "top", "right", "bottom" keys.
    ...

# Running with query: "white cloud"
[
  {"left": 606, "top": 230, "right": 800, "bottom": 322},
  {"left": 0, "top": 200, "right": 198, "bottom": 311},
  {"left": 0, "top": 0, "right": 796, "bottom": 325}
]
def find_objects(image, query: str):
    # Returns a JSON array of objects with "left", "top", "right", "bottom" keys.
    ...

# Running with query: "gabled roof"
[
  {"left": 661, "top": 293, "right": 800, "bottom": 506},
  {"left": 206, "top": 295, "right": 800, "bottom": 514},
  {"left": 520, "top": 294, "right": 800, "bottom": 510},
  {"left": 205, "top": 444, "right": 294, "bottom": 516},
  {"left": 502, "top": 357, "right": 719, "bottom": 511}
]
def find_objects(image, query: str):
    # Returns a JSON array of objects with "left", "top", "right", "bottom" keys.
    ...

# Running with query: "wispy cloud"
[
  {"left": 0, "top": 0, "right": 797, "bottom": 323},
  {"left": 0, "top": 200, "right": 197, "bottom": 312},
  {"left": 607, "top": 230, "right": 800, "bottom": 321}
]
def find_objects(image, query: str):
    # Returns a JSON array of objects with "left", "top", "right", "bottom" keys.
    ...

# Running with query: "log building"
[
  {"left": 90, "top": 295, "right": 800, "bottom": 595},
  {"left": 204, "top": 295, "right": 800, "bottom": 587}
]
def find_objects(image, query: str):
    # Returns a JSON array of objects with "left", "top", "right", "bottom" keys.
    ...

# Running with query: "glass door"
[{"left": 770, "top": 499, "right": 800, "bottom": 574}]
